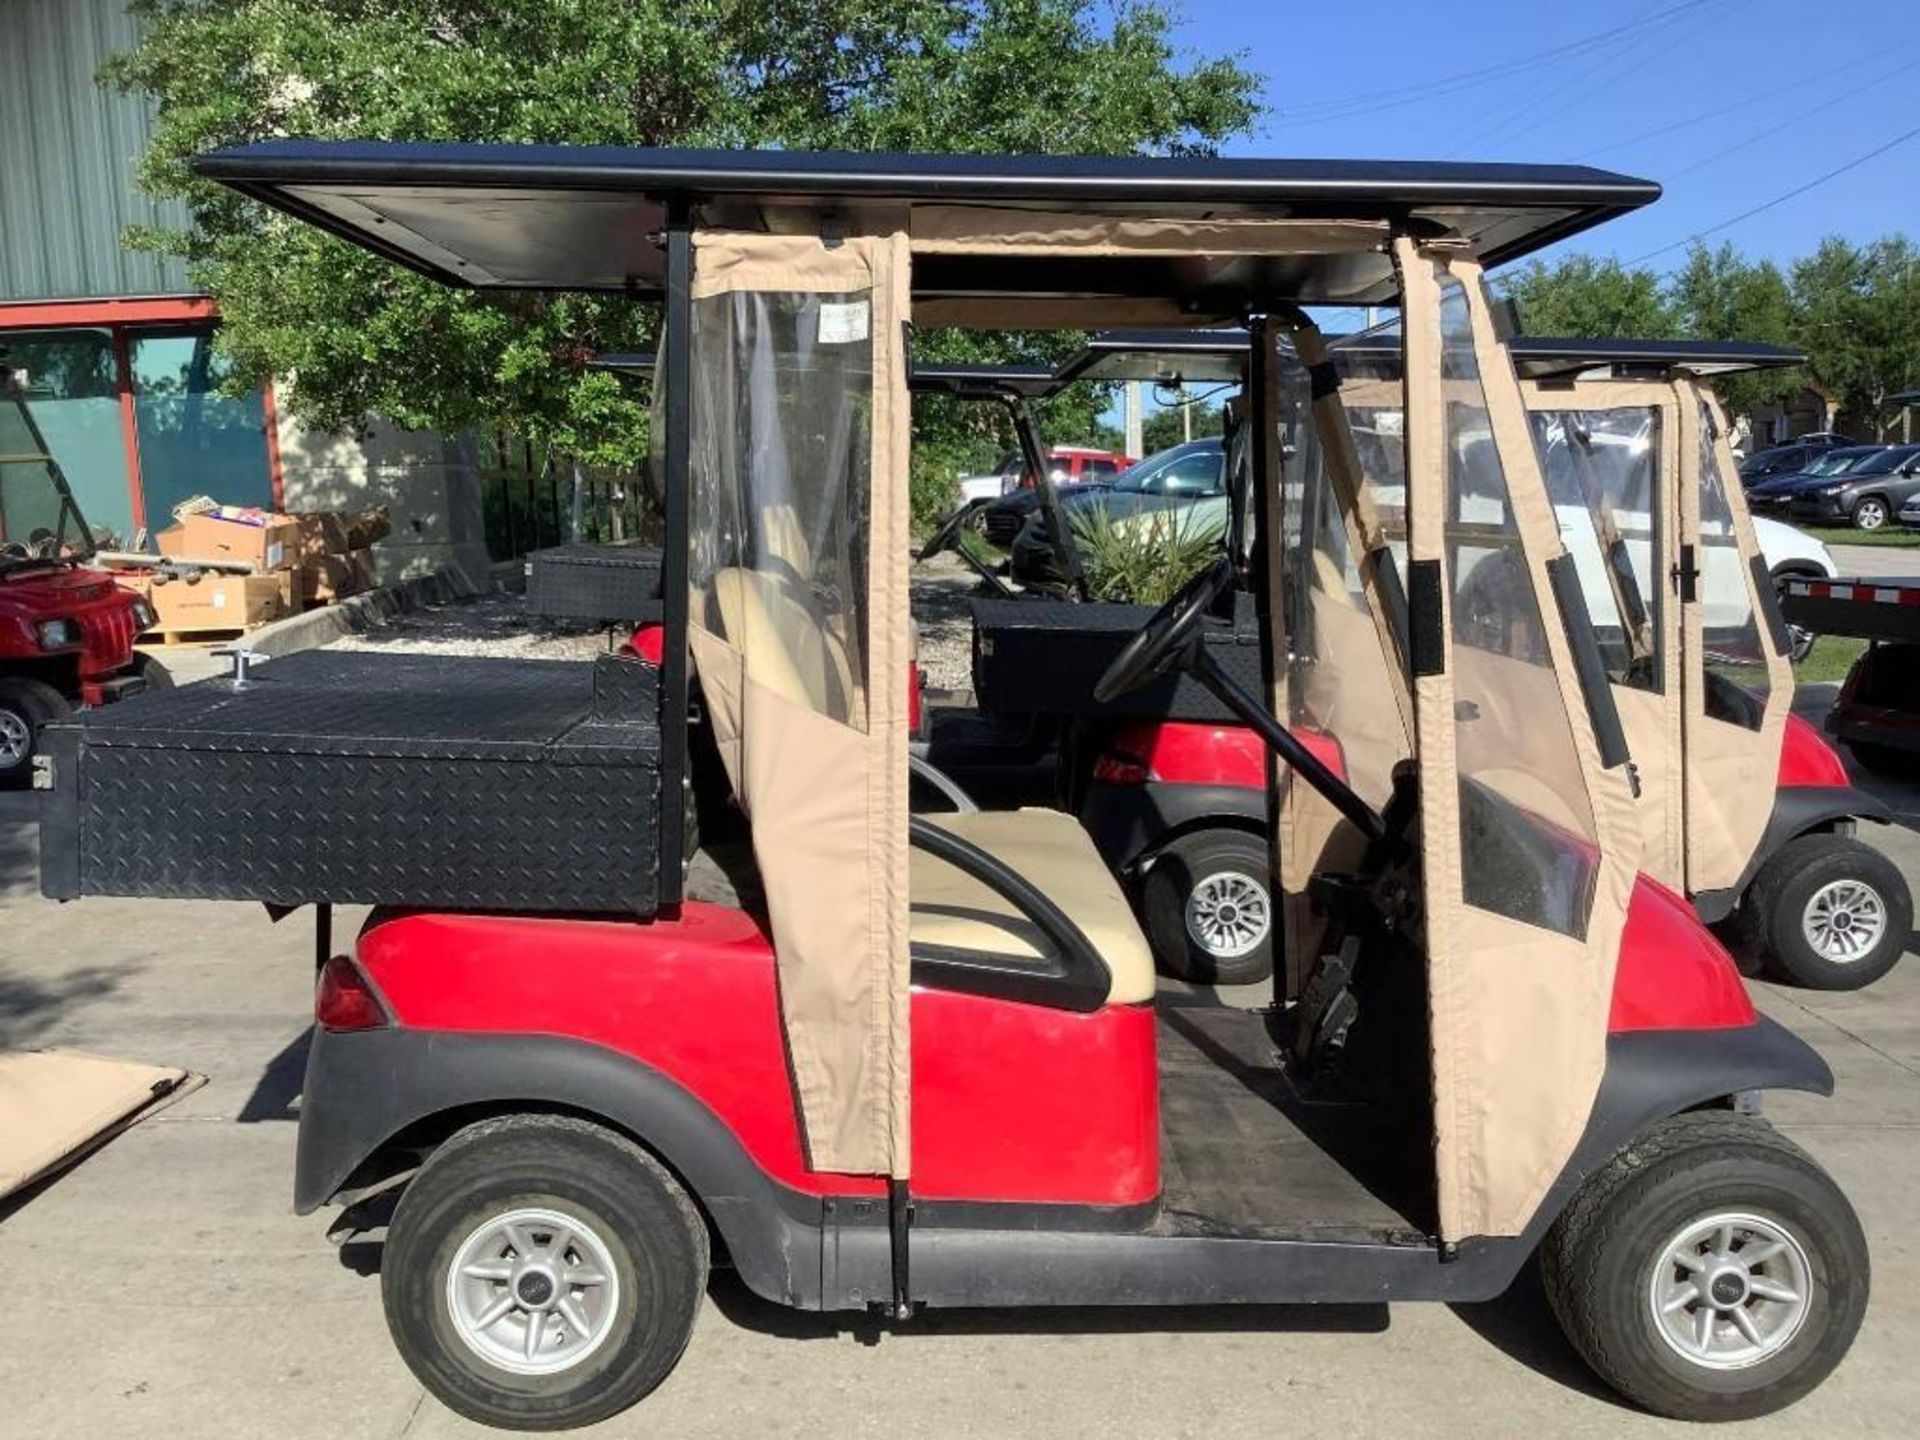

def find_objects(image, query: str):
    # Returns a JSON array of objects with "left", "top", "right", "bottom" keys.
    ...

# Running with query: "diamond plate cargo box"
[
  {"left": 38, "top": 650, "right": 662, "bottom": 914},
  {"left": 525, "top": 543, "right": 663, "bottom": 623},
  {"left": 970, "top": 592, "right": 1264, "bottom": 721}
]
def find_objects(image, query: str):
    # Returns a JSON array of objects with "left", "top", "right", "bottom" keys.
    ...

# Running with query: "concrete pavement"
[
  {"left": 1825, "top": 541, "right": 1920, "bottom": 581},
  {"left": 4, "top": 723, "right": 1920, "bottom": 1438}
]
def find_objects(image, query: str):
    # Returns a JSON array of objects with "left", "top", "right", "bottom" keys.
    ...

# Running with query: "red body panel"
[
  {"left": 1777, "top": 712, "right": 1851, "bottom": 788},
  {"left": 356, "top": 908, "right": 1158, "bottom": 1206},
  {"left": 1093, "top": 718, "right": 1343, "bottom": 789},
  {"left": 0, "top": 565, "right": 143, "bottom": 699},
  {"left": 624, "top": 621, "right": 666, "bottom": 665},
  {"left": 1609, "top": 876, "right": 1757, "bottom": 1033}
]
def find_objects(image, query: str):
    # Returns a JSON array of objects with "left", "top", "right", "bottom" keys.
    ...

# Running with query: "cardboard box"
[
  {"left": 160, "top": 513, "right": 300, "bottom": 572},
  {"left": 290, "top": 512, "right": 351, "bottom": 565},
  {"left": 301, "top": 549, "right": 380, "bottom": 605},
  {"left": 146, "top": 574, "right": 291, "bottom": 633},
  {"left": 344, "top": 505, "right": 391, "bottom": 551}
]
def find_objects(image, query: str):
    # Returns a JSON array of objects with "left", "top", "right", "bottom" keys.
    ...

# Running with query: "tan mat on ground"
[{"left": 0, "top": 1050, "right": 204, "bottom": 1199}]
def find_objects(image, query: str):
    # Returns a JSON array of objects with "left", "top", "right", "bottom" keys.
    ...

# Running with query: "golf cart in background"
[
  {"left": 66, "top": 139, "right": 1865, "bottom": 1429},
  {"left": 0, "top": 366, "right": 166, "bottom": 787}
]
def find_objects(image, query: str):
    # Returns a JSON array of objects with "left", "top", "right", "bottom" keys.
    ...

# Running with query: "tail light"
[
  {"left": 1092, "top": 749, "right": 1154, "bottom": 786},
  {"left": 907, "top": 661, "right": 926, "bottom": 739},
  {"left": 315, "top": 955, "right": 390, "bottom": 1032}
]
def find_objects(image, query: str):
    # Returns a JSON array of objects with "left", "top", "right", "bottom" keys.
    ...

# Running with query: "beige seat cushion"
[{"left": 910, "top": 808, "right": 1157, "bottom": 1005}]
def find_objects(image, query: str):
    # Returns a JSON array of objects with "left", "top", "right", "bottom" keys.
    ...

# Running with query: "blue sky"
[{"left": 1167, "top": 0, "right": 1920, "bottom": 274}]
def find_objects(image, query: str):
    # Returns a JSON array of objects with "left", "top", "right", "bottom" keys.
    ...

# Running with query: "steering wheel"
[
  {"left": 1093, "top": 557, "right": 1235, "bottom": 703},
  {"left": 917, "top": 499, "right": 985, "bottom": 563}
]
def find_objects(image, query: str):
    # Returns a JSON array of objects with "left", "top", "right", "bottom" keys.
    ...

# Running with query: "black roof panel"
[{"left": 193, "top": 141, "right": 1659, "bottom": 307}]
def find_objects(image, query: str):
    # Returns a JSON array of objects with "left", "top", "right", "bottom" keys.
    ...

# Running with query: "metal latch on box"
[
  {"left": 214, "top": 646, "right": 270, "bottom": 688},
  {"left": 30, "top": 753, "right": 53, "bottom": 792}
]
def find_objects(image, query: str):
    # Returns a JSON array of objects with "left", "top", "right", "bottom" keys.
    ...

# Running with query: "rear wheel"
[
  {"left": 1541, "top": 1111, "right": 1869, "bottom": 1421},
  {"left": 0, "top": 677, "right": 71, "bottom": 789},
  {"left": 1742, "top": 832, "right": 1909, "bottom": 990},
  {"left": 383, "top": 1114, "right": 709, "bottom": 1431},
  {"left": 130, "top": 652, "right": 173, "bottom": 690},
  {"left": 1142, "top": 828, "right": 1274, "bottom": 985}
]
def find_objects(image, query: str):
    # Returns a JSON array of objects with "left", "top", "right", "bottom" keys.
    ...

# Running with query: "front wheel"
[
  {"left": 0, "top": 676, "right": 71, "bottom": 790},
  {"left": 1851, "top": 495, "right": 1889, "bottom": 530},
  {"left": 1142, "top": 828, "right": 1274, "bottom": 985},
  {"left": 383, "top": 1114, "right": 709, "bottom": 1431},
  {"left": 1742, "top": 832, "right": 1910, "bottom": 990},
  {"left": 1541, "top": 1112, "right": 1869, "bottom": 1421}
]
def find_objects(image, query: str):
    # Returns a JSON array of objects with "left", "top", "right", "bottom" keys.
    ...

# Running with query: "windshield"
[
  {"left": 1845, "top": 447, "right": 1915, "bottom": 477},
  {"left": 0, "top": 387, "right": 94, "bottom": 566},
  {"left": 1109, "top": 439, "right": 1224, "bottom": 494},
  {"left": 1806, "top": 448, "right": 1872, "bottom": 476}
]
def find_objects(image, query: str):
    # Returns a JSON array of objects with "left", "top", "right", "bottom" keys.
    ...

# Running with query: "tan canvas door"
[
  {"left": 1677, "top": 389, "right": 1793, "bottom": 898},
  {"left": 684, "top": 229, "right": 913, "bottom": 1178},
  {"left": 1400, "top": 240, "right": 1642, "bottom": 1240},
  {"left": 1520, "top": 381, "right": 1685, "bottom": 888}
]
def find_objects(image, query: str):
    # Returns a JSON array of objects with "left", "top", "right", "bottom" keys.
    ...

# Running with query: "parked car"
[
  {"left": 956, "top": 445, "right": 1132, "bottom": 504},
  {"left": 1740, "top": 432, "right": 1859, "bottom": 483},
  {"left": 1744, "top": 445, "right": 1886, "bottom": 511},
  {"left": 999, "top": 437, "right": 1226, "bottom": 562},
  {"left": 1786, "top": 443, "right": 1920, "bottom": 529}
]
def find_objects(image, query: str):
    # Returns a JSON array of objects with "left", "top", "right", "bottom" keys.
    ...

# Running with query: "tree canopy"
[
  {"left": 1501, "top": 235, "right": 1920, "bottom": 437},
  {"left": 105, "top": 0, "right": 1262, "bottom": 472}
]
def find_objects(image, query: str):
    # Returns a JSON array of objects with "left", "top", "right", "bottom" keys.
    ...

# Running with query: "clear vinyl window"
[
  {"left": 1440, "top": 280, "right": 1598, "bottom": 939},
  {"left": 1697, "top": 403, "right": 1770, "bottom": 732},
  {"left": 688, "top": 290, "right": 874, "bottom": 730},
  {"left": 1529, "top": 407, "right": 1663, "bottom": 692}
]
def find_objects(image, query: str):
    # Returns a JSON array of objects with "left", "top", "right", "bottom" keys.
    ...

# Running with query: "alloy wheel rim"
[
  {"left": 1648, "top": 1211, "right": 1813, "bottom": 1371},
  {"left": 1801, "top": 878, "right": 1885, "bottom": 962},
  {"left": 446, "top": 1205, "right": 623, "bottom": 1376},
  {"left": 1184, "top": 870, "right": 1271, "bottom": 959},
  {"left": 1858, "top": 502, "right": 1886, "bottom": 529},
  {"left": 0, "top": 708, "right": 29, "bottom": 768}
]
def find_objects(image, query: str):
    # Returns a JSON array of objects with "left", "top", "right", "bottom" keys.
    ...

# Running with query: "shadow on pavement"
[
  {"left": 0, "top": 791, "right": 38, "bottom": 898},
  {"left": 1447, "top": 1258, "right": 1626, "bottom": 1409},
  {"left": 0, "top": 963, "right": 128, "bottom": 1048},
  {"left": 238, "top": 1027, "right": 312, "bottom": 1122}
]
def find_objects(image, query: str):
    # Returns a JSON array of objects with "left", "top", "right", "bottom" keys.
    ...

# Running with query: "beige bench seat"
[{"left": 910, "top": 808, "right": 1157, "bottom": 1005}]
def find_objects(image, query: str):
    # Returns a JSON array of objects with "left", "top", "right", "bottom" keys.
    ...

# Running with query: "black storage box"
[
  {"left": 525, "top": 542, "right": 663, "bottom": 623},
  {"left": 971, "top": 592, "right": 1266, "bottom": 722},
  {"left": 39, "top": 650, "right": 662, "bottom": 915}
]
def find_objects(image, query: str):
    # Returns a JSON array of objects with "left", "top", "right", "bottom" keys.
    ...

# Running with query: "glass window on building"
[
  {"left": 129, "top": 328, "right": 274, "bottom": 525},
  {"left": 0, "top": 329, "right": 134, "bottom": 546}
]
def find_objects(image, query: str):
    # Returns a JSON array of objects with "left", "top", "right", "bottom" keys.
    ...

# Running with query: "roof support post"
[
  {"left": 656, "top": 205, "right": 693, "bottom": 907},
  {"left": 1246, "top": 312, "right": 1290, "bottom": 1003}
]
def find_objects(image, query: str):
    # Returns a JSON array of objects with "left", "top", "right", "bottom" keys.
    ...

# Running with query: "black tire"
[
  {"left": 130, "top": 652, "right": 174, "bottom": 690},
  {"left": 1541, "top": 1111, "right": 1869, "bottom": 1422},
  {"left": 1741, "top": 832, "right": 1909, "bottom": 990},
  {"left": 1141, "top": 828, "right": 1274, "bottom": 985},
  {"left": 383, "top": 1114, "right": 709, "bottom": 1431},
  {"left": 1851, "top": 494, "right": 1889, "bottom": 531},
  {"left": 0, "top": 676, "right": 71, "bottom": 790}
]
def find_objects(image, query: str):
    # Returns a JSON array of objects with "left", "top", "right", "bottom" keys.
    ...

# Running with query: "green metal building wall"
[{"left": 0, "top": 0, "right": 191, "bottom": 301}]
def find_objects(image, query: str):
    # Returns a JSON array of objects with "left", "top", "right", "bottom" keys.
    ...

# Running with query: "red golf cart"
[
  {"left": 0, "top": 367, "right": 164, "bottom": 787},
  {"left": 60, "top": 140, "right": 1871, "bottom": 1428},
  {"left": 1065, "top": 330, "right": 1907, "bottom": 991}
]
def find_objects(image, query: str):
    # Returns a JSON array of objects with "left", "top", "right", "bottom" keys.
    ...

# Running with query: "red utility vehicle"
[
  {"left": 158, "top": 140, "right": 1874, "bottom": 1430},
  {"left": 0, "top": 369, "right": 164, "bottom": 786}
]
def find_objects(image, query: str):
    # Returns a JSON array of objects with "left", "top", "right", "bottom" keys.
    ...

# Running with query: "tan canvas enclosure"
[
  {"left": 686, "top": 229, "right": 913, "bottom": 1177},
  {"left": 1679, "top": 393, "right": 1792, "bottom": 895},
  {"left": 0, "top": 1050, "right": 201, "bottom": 1198},
  {"left": 1518, "top": 376, "right": 1791, "bottom": 897},
  {"left": 1399, "top": 240, "right": 1642, "bottom": 1240}
]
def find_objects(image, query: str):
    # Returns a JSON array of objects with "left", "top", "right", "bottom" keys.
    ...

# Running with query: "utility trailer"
[{"left": 1780, "top": 575, "right": 1920, "bottom": 772}]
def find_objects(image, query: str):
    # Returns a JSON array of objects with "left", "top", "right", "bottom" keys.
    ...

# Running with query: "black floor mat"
[{"left": 1156, "top": 999, "right": 1432, "bottom": 1241}]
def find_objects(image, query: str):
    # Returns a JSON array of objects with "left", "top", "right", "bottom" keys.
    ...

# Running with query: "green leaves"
[
  {"left": 1503, "top": 236, "right": 1920, "bottom": 437},
  {"left": 105, "top": 1, "right": 1261, "bottom": 466}
]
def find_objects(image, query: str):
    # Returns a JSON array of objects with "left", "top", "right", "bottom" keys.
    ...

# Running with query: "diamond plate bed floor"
[{"left": 1156, "top": 999, "right": 1432, "bottom": 1242}]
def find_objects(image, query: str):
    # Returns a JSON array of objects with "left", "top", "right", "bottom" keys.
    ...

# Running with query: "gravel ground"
[
  {"left": 327, "top": 588, "right": 613, "bottom": 660},
  {"left": 321, "top": 556, "right": 982, "bottom": 687}
]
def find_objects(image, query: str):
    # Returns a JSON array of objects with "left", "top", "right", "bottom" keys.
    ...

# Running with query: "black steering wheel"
[
  {"left": 917, "top": 499, "right": 986, "bottom": 562},
  {"left": 1093, "top": 558, "right": 1235, "bottom": 703}
]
